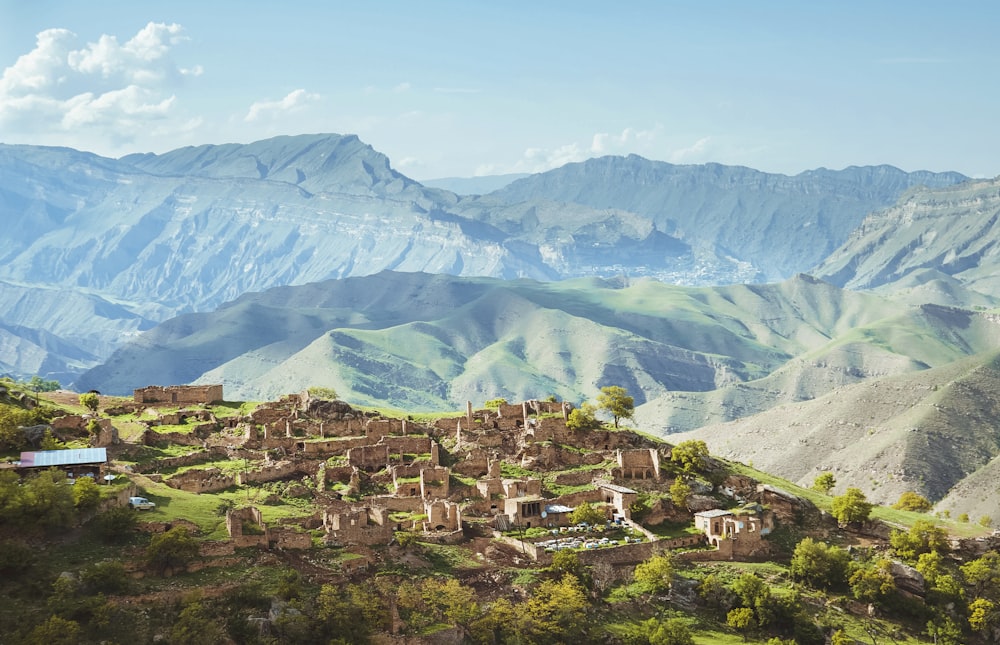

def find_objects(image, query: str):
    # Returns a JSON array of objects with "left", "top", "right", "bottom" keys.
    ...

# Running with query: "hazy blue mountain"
[
  {"left": 0, "top": 134, "right": 974, "bottom": 382},
  {"left": 421, "top": 173, "right": 530, "bottom": 195},
  {"left": 458, "top": 157, "right": 969, "bottom": 281}
]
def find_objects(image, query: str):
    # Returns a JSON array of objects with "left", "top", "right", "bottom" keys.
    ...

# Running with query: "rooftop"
[
  {"left": 599, "top": 483, "right": 638, "bottom": 494},
  {"left": 20, "top": 448, "right": 108, "bottom": 468},
  {"left": 693, "top": 509, "right": 734, "bottom": 518}
]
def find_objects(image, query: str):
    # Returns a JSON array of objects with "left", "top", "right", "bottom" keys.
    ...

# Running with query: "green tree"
[
  {"left": 634, "top": 553, "right": 675, "bottom": 594},
  {"left": 789, "top": 537, "right": 851, "bottom": 590},
  {"left": 25, "top": 468, "right": 76, "bottom": 529},
  {"left": 307, "top": 386, "right": 338, "bottom": 400},
  {"left": 72, "top": 477, "right": 101, "bottom": 510},
  {"left": 596, "top": 385, "right": 634, "bottom": 428},
  {"left": 892, "top": 491, "right": 933, "bottom": 512},
  {"left": 515, "top": 573, "right": 588, "bottom": 645},
  {"left": 979, "top": 515, "right": 993, "bottom": 528},
  {"left": 961, "top": 552, "right": 1000, "bottom": 598},
  {"left": 726, "top": 607, "right": 756, "bottom": 640},
  {"left": 26, "top": 615, "right": 82, "bottom": 645},
  {"left": 145, "top": 526, "right": 199, "bottom": 574},
  {"left": 28, "top": 375, "right": 61, "bottom": 392},
  {"left": 78, "top": 392, "right": 99, "bottom": 413},
  {"left": 566, "top": 402, "right": 600, "bottom": 431},
  {"left": 568, "top": 501, "right": 605, "bottom": 526},
  {"left": 831, "top": 487, "right": 872, "bottom": 524},
  {"left": 94, "top": 506, "right": 138, "bottom": 542},
  {"left": 849, "top": 558, "right": 896, "bottom": 605},
  {"left": 830, "top": 631, "right": 853, "bottom": 645},
  {"left": 969, "top": 598, "right": 1000, "bottom": 633},
  {"left": 550, "top": 550, "right": 585, "bottom": 580},
  {"left": 669, "top": 478, "right": 691, "bottom": 508},
  {"left": 314, "top": 582, "right": 374, "bottom": 642},
  {"left": 811, "top": 472, "right": 836, "bottom": 495},
  {"left": 670, "top": 440, "right": 710, "bottom": 476},
  {"left": 39, "top": 429, "right": 65, "bottom": 451},
  {"left": 647, "top": 617, "right": 695, "bottom": 645},
  {"left": 421, "top": 577, "right": 478, "bottom": 628},
  {"left": 484, "top": 397, "right": 508, "bottom": 410},
  {"left": 170, "top": 601, "right": 226, "bottom": 645},
  {"left": 889, "top": 519, "right": 949, "bottom": 562}
]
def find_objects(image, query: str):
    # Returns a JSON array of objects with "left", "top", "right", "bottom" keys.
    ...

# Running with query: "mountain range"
[
  {"left": 8, "top": 131, "right": 1000, "bottom": 514},
  {"left": 0, "top": 134, "right": 973, "bottom": 383}
]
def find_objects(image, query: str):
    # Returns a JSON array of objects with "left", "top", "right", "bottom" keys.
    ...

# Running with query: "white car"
[{"left": 128, "top": 496, "right": 156, "bottom": 510}]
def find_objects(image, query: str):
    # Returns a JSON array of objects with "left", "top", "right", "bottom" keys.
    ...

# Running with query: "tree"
[
  {"left": 670, "top": 440, "right": 710, "bottom": 476},
  {"left": 789, "top": 537, "right": 851, "bottom": 590},
  {"left": 726, "top": 607, "right": 756, "bottom": 640},
  {"left": 849, "top": 558, "right": 896, "bottom": 605},
  {"left": 307, "top": 386, "right": 338, "bottom": 400},
  {"left": 669, "top": 478, "right": 692, "bottom": 508},
  {"left": 566, "top": 402, "right": 600, "bottom": 431},
  {"left": 961, "top": 552, "right": 1000, "bottom": 598},
  {"left": 831, "top": 487, "right": 872, "bottom": 524},
  {"left": 26, "top": 615, "right": 82, "bottom": 645},
  {"left": 145, "top": 526, "right": 199, "bottom": 574},
  {"left": 892, "top": 491, "right": 932, "bottom": 512},
  {"left": 596, "top": 385, "right": 634, "bottom": 428},
  {"left": 647, "top": 617, "right": 695, "bottom": 645},
  {"left": 94, "top": 506, "right": 138, "bottom": 542},
  {"left": 889, "top": 519, "right": 949, "bottom": 562},
  {"left": 515, "top": 574, "right": 588, "bottom": 644},
  {"left": 969, "top": 598, "right": 1000, "bottom": 633},
  {"left": 72, "top": 477, "right": 101, "bottom": 510},
  {"left": 550, "top": 550, "right": 585, "bottom": 580},
  {"left": 634, "top": 553, "right": 675, "bottom": 594},
  {"left": 568, "top": 501, "right": 605, "bottom": 526},
  {"left": 28, "top": 375, "right": 61, "bottom": 392},
  {"left": 170, "top": 601, "right": 226, "bottom": 645},
  {"left": 78, "top": 392, "right": 99, "bottom": 414},
  {"left": 811, "top": 472, "right": 836, "bottom": 495},
  {"left": 484, "top": 397, "right": 507, "bottom": 410},
  {"left": 25, "top": 468, "right": 76, "bottom": 529}
]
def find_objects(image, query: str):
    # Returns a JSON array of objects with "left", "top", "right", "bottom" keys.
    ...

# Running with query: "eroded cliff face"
[{"left": 815, "top": 177, "right": 1000, "bottom": 292}]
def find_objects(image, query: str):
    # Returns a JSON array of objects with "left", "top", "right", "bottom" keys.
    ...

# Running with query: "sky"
[{"left": 1, "top": 1, "right": 998, "bottom": 180}]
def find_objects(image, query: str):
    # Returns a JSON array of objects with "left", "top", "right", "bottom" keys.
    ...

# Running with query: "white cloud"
[
  {"left": 393, "top": 82, "right": 411, "bottom": 93},
  {"left": 244, "top": 89, "right": 320, "bottom": 123},
  {"left": 668, "top": 137, "right": 712, "bottom": 163},
  {"left": 0, "top": 23, "right": 198, "bottom": 150},
  {"left": 479, "top": 125, "right": 668, "bottom": 175}
]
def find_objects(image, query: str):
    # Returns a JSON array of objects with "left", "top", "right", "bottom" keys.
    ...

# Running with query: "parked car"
[{"left": 128, "top": 496, "right": 156, "bottom": 510}]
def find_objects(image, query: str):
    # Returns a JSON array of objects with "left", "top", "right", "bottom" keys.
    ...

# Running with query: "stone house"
[
  {"left": 323, "top": 505, "right": 394, "bottom": 546},
  {"left": 134, "top": 385, "right": 223, "bottom": 405}
]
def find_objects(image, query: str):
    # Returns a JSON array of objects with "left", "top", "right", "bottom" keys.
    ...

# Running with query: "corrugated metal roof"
[
  {"left": 599, "top": 483, "right": 638, "bottom": 494},
  {"left": 20, "top": 448, "right": 107, "bottom": 468},
  {"left": 693, "top": 509, "right": 733, "bottom": 518}
]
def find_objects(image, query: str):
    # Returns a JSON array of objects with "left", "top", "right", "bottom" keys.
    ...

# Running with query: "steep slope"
[
  {"left": 815, "top": 177, "right": 1000, "bottom": 295},
  {"left": 461, "top": 157, "right": 969, "bottom": 281},
  {"left": 636, "top": 302, "right": 1000, "bottom": 432},
  {"left": 666, "top": 351, "right": 1000, "bottom": 518},
  {"left": 77, "top": 272, "right": 1000, "bottom": 413}
]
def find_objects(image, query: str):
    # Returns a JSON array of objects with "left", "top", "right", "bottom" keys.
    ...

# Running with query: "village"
[
  {"left": 8, "top": 384, "right": 806, "bottom": 574},
  {"left": 6, "top": 382, "right": 1000, "bottom": 644}
]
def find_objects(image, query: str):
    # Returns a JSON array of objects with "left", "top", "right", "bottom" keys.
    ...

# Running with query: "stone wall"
[
  {"left": 134, "top": 384, "right": 223, "bottom": 405},
  {"left": 166, "top": 467, "right": 235, "bottom": 493},
  {"left": 237, "top": 459, "right": 317, "bottom": 485},
  {"left": 420, "top": 466, "right": 450, "bottom": 499},
  {"left": 349, "top": 444, "right": 389, "bottom": 470}
]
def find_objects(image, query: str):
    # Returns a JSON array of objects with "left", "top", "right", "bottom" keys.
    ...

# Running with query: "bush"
[
  {"left": 892, "top": 491, "right": 932, "bottom": 512},
  {"left": 789, "top": 537, "right": 851, "bottom": 590},
  {"left": 72, "top": 477, "right": 101, "bottom": 510},
  {"left": 94, "top": 506, "right": 138, "bottom": 541},
  {"left": 145, "top": 526, "right": 199, "bottom": 574}
]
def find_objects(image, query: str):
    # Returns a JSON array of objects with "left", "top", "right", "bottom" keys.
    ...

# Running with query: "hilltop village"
[
  {"left": 4, "top": 383, "right": 1000, "bottom": 644},
  {"left": 22, "top": 385, "right": 791, "bottom": 562}
]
